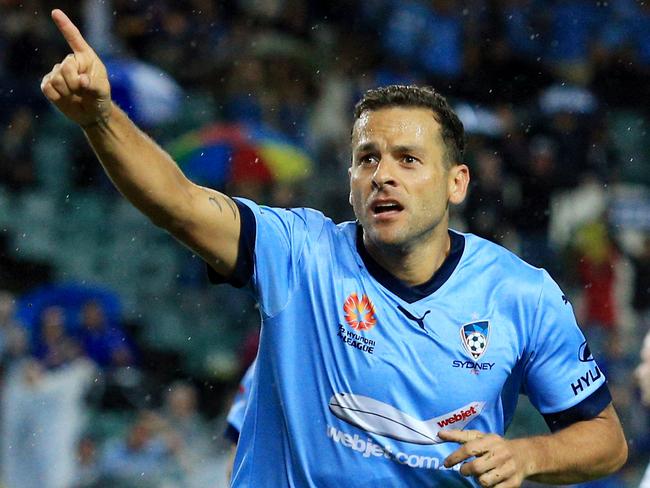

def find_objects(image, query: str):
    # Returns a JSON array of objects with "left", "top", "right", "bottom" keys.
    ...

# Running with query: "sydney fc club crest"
[{"left": 460, "top": 321, "right": 490, "bottom": 361}]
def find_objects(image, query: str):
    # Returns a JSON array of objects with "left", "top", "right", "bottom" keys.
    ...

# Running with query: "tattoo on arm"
[
  {"left": 208, "top": 193, "right": 238, "bottom": 220},
  {"left": 208, "top": 197, "right": 223, "bottom": 213},
  {"left": 224, "top": 196, "right": 238, "bottom": 219}
]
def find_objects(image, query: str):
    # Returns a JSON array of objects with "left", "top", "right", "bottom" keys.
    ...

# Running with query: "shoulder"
[
  {"left": 458, "top": 231, "right": 547, "bottom": 296},
  {"left": 237, "top": 198, "right": 335, "bottom": 234}
]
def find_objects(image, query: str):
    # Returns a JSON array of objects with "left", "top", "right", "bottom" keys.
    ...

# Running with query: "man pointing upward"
[{"left": 42, "top": 9, "right": 627, "bottom": 487}]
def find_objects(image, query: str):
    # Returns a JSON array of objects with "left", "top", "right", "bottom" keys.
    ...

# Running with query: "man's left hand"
[{"left": 440, "top": 429, "right": 529, "bottom": 488}]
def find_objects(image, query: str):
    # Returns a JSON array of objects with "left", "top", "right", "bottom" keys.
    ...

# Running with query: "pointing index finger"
[{"left": 51, "top": 9, "right": 92, "bottom": 54}]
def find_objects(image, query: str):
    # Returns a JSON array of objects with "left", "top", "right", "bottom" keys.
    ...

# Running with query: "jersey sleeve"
[
  {"left": 225, "top": 361, "right": 256, "bottom": 444},
  {"left": 221, "top": 198, "right": 325, "bottom": 318},
  {"left": 207, "top": 199, "right": 257, "bottom": 288},
  {"left": 522, "top": 270, "right": 611, "bottom": 429}
]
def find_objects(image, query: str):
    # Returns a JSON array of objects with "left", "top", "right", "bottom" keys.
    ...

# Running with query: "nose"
[{"left": 371, "top": 159, "right": 397, "bottom": 190}]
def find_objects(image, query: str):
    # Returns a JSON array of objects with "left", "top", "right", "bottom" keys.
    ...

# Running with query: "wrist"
[
  {"left": 80, "top": 102, "right": 113, "bottom": 131},
  {"left": 509, "top": 437, "right": 544, "bottom": 479}
]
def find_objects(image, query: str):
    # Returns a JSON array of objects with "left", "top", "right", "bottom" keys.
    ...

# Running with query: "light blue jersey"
[
  {"left": 212, "top": 198, "right": 610, "bottom": 488},
  {"left": 226, "top": 361, "right": 256, "bottom": 443}
]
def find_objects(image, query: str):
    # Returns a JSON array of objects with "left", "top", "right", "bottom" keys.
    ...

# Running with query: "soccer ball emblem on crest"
[
  {"left": 466, "top": 332, "right": 486, "bottom": 356},
  {"left": 460, "top": 321, "right": 490, "bottom": 361}
]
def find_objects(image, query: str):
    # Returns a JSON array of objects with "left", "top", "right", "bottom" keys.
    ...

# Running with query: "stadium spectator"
[
  {"left": 0, "top": 106, "right": 37, "bottom": 190},
  {"left": 161, "top": 381, "right": 222, "bottom": 486},
  {"left": 417, "top": 0, "right": 465, "bottom": 81},
  {"left": 545, "top": 0, "right": 605, "bottom": 82},
  {"left": 162, "top": 381, "right": 207, "bottom": 448},
  {"left": 1, "top": 356, "right": 96, "bottom": 488},
  {"left": 33, "top": 305, "right": 81, "bottom": 369},
  {"left": 512, "top": 136, "right": 560, "bottom": 271},
  {"left": 77, "top": 299, "right": 134, "bottom": 369},
  {"left": 463, "top": 147, "right": 512, "bottom": 244},
  {"left": 70, "top": 435, "right": 101, "bottom": 488},
  {"left": 572, "top": 220, "right": 628, "bottom": 363},
  {"left": 99, "top": 410, "right": 183, "bottom": 487},
  {"left": 0, "top": 290, "right": 25, "bottom": 368},
  {"left": 632, "top": 236, "right": 650, "bottom": 320}
]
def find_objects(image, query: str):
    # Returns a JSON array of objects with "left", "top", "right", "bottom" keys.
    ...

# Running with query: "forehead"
[{"left": 352, "top": 107, "right": 443, "bottom": 147}]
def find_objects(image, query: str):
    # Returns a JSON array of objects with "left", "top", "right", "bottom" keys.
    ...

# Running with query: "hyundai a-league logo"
[
  {"left": 460, "top": 321, "right": 490, "bottom": 360},
  {"left": 343, "top": 293, "right": 377, "bottom": 331}
]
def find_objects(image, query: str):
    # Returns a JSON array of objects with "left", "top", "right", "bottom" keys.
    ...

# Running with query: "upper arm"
[
  {"left": 165, "top": 182, "right": 242, "bottom": 278},
  {"left": 201, "top": 199, "right": 325, "bottom": 317},
  {"left": 521, "top": 272, "right": 627, "bottom": 467},
  {"left": 573, "top": 402, "right": 625, "bottom": 442},
  {"left": 177, "top": 188, "right": 326, "bottom": 313}
]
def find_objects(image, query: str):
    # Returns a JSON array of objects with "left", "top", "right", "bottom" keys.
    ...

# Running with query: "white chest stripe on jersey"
[{"left": 328, "top": 393, "right": 485, "bottom": 445}]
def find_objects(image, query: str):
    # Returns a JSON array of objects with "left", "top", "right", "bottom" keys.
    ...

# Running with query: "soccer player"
[{"left": 41, "top": 10, "right": 628, "bottom": 487}]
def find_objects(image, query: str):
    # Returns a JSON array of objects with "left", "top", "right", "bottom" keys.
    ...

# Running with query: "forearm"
[
  {"left": 42, "top": 9, "right": 242, "bottom": 273},
  {"left": 512, "top": 409, "right": 627, "bottom": 484},
  {"left": 83, "top": 103, "right": 192, "bottom": 228}
]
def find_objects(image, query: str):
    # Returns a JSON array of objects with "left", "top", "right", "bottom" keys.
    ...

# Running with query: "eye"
[
  {"left": 402, "top": 155, "right": 419, "bottom": 164},
  {"left": 358, "top": 154, "right": 379, "bottom": 165}
]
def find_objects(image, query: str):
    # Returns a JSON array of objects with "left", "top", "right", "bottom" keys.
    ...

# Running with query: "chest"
[{"left": 269, "top": 267, "right": 525, "bottom": 417}]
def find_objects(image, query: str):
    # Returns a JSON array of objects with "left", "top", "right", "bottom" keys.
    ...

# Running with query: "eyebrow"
[
  {"left": 354, "top": 142, "right": 425, "bottom": 154},
  {"left": 392, "top": 145, "right": 425, "bottom": 154},
  {"left": 354, "top": 142, "right": 379, "bottom": 154}
]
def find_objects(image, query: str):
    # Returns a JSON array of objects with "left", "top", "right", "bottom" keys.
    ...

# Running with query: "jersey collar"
[{"left": 356, "top": 226, "right": 465, "bottom": 304}]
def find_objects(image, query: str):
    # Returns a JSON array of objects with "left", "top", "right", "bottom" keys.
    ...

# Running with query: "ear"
[
  {"left": 448, "top": 163, "right": 470, "bottom": 205},
  {"left": 348, "top": 166, "right": 354, "bottom": 206}
]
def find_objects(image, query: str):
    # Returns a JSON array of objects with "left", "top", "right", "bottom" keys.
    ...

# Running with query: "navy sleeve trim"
[
  {"left": 207, "top": 199, "right": 256, "bottom": 288},
  {"left": 224, "top": 423, "right": 240, "bottom": 444},
  {"left": 542, "top": 383, "right": 612, "bottom": 432}
]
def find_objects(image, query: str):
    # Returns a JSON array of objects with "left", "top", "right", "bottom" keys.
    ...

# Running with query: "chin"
[{"left": 365, "top": 227, "right": 409, "bottom": 250}]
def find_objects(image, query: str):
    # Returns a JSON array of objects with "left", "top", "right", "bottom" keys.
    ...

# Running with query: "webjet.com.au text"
[{"left": 326, "top": 425, "right": 461, "bottom": 471}]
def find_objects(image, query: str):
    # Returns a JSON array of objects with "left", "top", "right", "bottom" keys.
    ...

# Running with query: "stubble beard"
[{"left": 363, "top": 204, "right": 449, "bottom": 257}]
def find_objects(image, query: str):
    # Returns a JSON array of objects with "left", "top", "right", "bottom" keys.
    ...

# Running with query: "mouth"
[{"left": 370, "top": 200, "right": 404, "bottom": 219}]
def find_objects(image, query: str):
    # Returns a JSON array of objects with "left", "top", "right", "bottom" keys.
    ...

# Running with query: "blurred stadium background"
[{"left": 1, "top": 0, "right": 650, "bottom": 486}]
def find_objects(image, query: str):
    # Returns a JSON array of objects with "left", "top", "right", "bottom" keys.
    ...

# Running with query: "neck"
[{"left": 363, "top": 224, "right": 451, "bottom": 287}]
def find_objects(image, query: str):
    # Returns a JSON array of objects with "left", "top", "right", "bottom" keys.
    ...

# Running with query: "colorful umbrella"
[{"left": 168, "top": 123, "right": 313, "bottom": 188}]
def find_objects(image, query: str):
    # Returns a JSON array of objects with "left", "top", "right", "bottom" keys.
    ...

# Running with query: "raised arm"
[{"left": 40, "top": 9, "right": 241, "bottom": 277}]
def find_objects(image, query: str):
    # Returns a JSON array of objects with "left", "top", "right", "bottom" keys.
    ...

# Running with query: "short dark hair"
[{"left": 353, "top": 85, "right": 465, "bottom": 165}]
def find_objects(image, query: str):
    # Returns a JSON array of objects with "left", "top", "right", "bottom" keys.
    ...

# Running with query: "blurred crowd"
[
  {"left": 0, "top": 289, "right": 232, "bottom": 488},
  {"left": 2, "top": 0, "right": 650, "bottom": 486}
]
